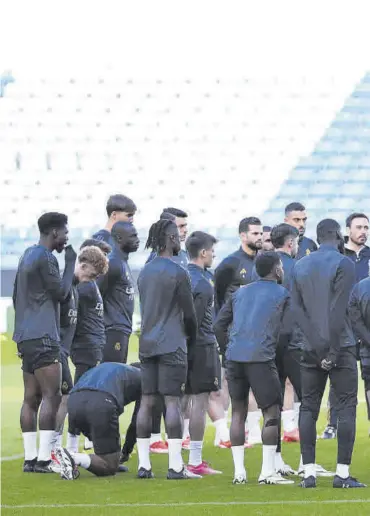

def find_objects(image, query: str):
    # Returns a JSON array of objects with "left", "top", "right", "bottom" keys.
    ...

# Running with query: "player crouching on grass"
[
  {"left": 56, "top": 362, "right": 141, "bottom": 479},
  {"left": 214, "top": 251, "right": 293, "bottom": 485}
]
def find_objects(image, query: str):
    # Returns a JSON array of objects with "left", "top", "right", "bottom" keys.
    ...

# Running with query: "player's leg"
[
  {"left": 322, "top": 385, "right": 338, "bottom": 439},
  {"left": 34, "top": 359, "right": 62, "bottom": 472},
  {"left": 62, "top": 392, "right": 122, "bottom": 478},
  {"left": 208, "top": 390, "right": 231, "bottom": 447},
  {"left": 227, "top": 360, "right": 248, "bottom": 483},
  {"left": 360, "top": 362, "right": 370, "bottom": 432},
  {"left": 181, "top": 395, "right": 191, "bottom": 448},
  {"left": 136, "top": 357, "right": 158, "bottom": 477},
  {"left": 52, "top": 351, "right": 73, "bottom": 452},
  {"left": 246, "top": 391, "right": 262, "bottom": 445},
  {"left": 150, "top": 396, "right": 168, "bottom": 454},
  {"left": 187, "top": 345, "right": 222, "bottom": 475},
  {"left": 299, "top": 364, "right": 327, "bottom": 488},
  {"left": 330, "top": 348, "right": 365, "bottom": 488},
  {"left": 248, "top": 361, "right": 292, "bottom": 485},
  {"left": 20, "top": 368, "right": 42, "bottom": 472},
  {"left": 159, "top": 350, "right": 200, "bottom": 479}
]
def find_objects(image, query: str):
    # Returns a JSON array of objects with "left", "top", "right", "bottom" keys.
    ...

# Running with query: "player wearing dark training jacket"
[
  {"left": 292, "top": 219, "right": 365, "bottom": 489},
  {"left": 56, "top": 362, "right": 142, "bottom": 479},
  {"left": 92, "top": 194, "right": 137, "bottom": 248},
  {"left": 214, "top": 252, "right": 292, "bottom": 486},
  {"left": 136, "top": 218, "right": 199, "bottom": 480},
  {"left": 13, "top": 212, "right": 76, "bottom": 474},
  {"left": 284, "top": 202, "right": 317, "bottom": 260},
  {"left": 98, "top": 221, "right": 139, "bottom": 363}
]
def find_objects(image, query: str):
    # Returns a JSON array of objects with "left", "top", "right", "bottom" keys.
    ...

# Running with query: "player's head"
[
  {"left": 145, "top": 219, "right": 181, "bottom": 256},
  {"left": 284, "top": 202, "right": 307, "bottom": 238},
  {"left": 106, "top": 195, "right": 137, "bottom": 225},
  {"left": 186, "top": 231, "right": 217, "bottom": 268},
  {"left": 111, "top": 221, "right": 140, "bottom": 254},
  {"left": 160, "top": 211, "right": 176, "bottom": 222},
  {"left": 80, "top": 239, "right": 112, "bottom": 256},
  {"left": 346, "top": 212, "right": 369, "bottom": 247},
  {"left": 262, "top": 226, "right": 274, "bottom": 251},
  {"left": 316, "top": 218, "right": 345, "bottom": 252},
  {"left": 238, "top": 217, "right": 263, "bottom": 252},
  {"left": 37, "top": 212, "right": 69, "bottom": 253},
  {"left": 271, "top": 223, "right": 299, "bottom": 258},
  {"left": 161, "top": 207, "right": 188, "bottom": 242},
  {"left": 255, "top": 251, "right": 284, "bottom": 284},
  {"left": 75, "top": 246, "right": 109, "bottom": 282}
]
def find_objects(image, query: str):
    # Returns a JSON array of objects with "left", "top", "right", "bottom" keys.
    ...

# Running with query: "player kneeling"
[
  {"left": 214, "top": 252, "right": 293, "bottom": 485},
  {"left": 56, "top": 362, "right": 141, "bottom": 479}
]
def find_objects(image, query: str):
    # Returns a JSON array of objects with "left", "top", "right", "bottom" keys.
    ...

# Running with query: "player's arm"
[
  {"left": 213, "top": 296, "right": 233, "bottom": 356},
  {"left": 193, "top": 280, "right": 210, "bottom": 329},
  {"left": 177, "top": 270, "right": 197, "bottom": 346},
  {"left": 348, "top": 285, "right": 370, "bottom": 346},
  {"left": 12, "top": 272, "right": 18, "bottom": 309},
  {"left": 39, "top": 246, "right": 76, "bottom": 302},
  {"left": 214, "top": 257, "right": 238, "bottom": 313},
  {"left": 328, "top": 258, "right": 357, "bottom": 361},
  {"left": 96, "top": 256, "right": 118, "bottom": 297}
]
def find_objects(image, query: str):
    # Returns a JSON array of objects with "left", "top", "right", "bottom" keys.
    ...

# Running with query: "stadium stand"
[{"left": 0, "top": 73, "right": 365, "bottom": 269}]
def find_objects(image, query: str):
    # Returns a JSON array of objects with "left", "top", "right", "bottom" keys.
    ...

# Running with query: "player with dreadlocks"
[{"left": 136, "top": 219, "right": 199, "bottom": 479}]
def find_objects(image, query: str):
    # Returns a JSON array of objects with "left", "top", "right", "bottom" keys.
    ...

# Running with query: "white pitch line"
[
  {"left": 0, "top": 454, "right": 23, "bottom": 462},
  {"left": 2, "top": 500, "right": 370, "bottom": 509}
]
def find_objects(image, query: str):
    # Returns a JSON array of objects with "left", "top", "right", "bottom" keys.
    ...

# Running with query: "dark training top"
[
  {"left": 296, "top": 236, "right": 318, "bottom": 261},
  {"left": 138, "top": 257, "right": 197, "bottom": 357},
  {"left": 97, "top": 247, "right": 135, "bottom": 335},
  {"left": 92, "top": 228, "right": 115, "bottom": 248},
  {"left": 345, "top": 245, "right": 370, "bottom": 283},
  {"left": 214, "top": 247, "right": 256, "bottom": 313},
  {"left": 348, "top": 278, "right": 370, "bottom": 366},
  {"left": 214, "top": 279, "right": 290, "bottom": 363},
  {"left": 251, "top": 250, "right": 295, "bottom": 289},
  {"left": 71, "top": 362, "right": 141, "bottom": 414},
  {"left": 60, "top": 285, "right": 78, "bottom": 354},
  {"left": 146, "top": 249, "right": 189, "bottom": 269},
  {"left": 13, "top": 245, "right": 75, "bottom": 343},
  {"left": 72, "top": 280, "right": 105, "bottom": 353},
  {"left": 291, "top": 244, "right": 356, "bottom": 361},
  {"left": 188, "top": 263, "right": 217, "bottom": 347}
]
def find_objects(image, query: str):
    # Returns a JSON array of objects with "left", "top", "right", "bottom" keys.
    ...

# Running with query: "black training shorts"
[
  {"left": 226, "top": 360, "right": 282, "bottom": 409},
  {"left": 68, "top": 390, "right": 120, "bottom": 455},
  {"left": 103, "top": 330, "right": 130, "bottom": 364},
  {"left": 17, "top": 338, "right": 60, "bottom": 374},
  {"left": 186, "top": 344, "right": 221, "bottom": 395},
  {"left": 140, "top": 348, "right": 187, "bottom": 397}
]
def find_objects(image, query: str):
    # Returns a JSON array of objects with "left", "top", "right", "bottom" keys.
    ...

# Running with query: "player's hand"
[
  {"left": 321, "top": 358, "right": 335, "bottom": 371},
  {"left": 65, "top": 245, "right": 77, "bottom": 262}
]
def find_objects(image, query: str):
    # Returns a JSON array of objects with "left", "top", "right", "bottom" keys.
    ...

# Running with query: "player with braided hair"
[{"left": 136, "top": 219, "right": 199, "bottom": 480}]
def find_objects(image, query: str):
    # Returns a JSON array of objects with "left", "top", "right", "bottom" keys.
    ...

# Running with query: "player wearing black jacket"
[
  {"left": 284, "top": 202, "right": 317, "bottom": 260},
  {"left": 292, "top": 219, "right": 365, "bottom": 489},
  {"left": 13, "top": 212, "right": 76, "bottom": 474},
  {"left": 136, "top": 219, "right": 199, "bottom": 480}
]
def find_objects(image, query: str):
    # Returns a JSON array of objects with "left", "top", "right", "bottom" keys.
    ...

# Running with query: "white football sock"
[
  {"left": 137, "top": 438, "right": 151, "bottom": 470},
  {"left": 282, "top": 410, "right": 296, "bottom": 433},
  {"left": 37, "top": 430, "right": 54, "bottom": 462},
  {"left": 150, "top": 433, "right": 162, "bottom": 444},
  {"left": 72, "top": 452, "right": 91, "bottom": 469},
  {"left": 22, "top": 432, "right": 37, "bottom": 461},
  {"left": 298, "top": 455, "right": 303, "bottom": 472},
  {"left": 336, "top": 464, "right": 349, "bottom": 479},
  {"left": 231, "top": 445, "right": 245, "bottom": 477},
  {"left": 260, "top": 445, "right": 276, "bottom": 478},
  {"left": 189, "top": 441, "right": 203, "bottom": 467},
  {"left": 304, "top": 463, "right": 316, "bottom": 479},
  {"left": 50, "top": 431, "right": 63, "bottom": 450},
  {"left": 275, "top": 451, "right": 285, "bottom": 471},
  {"left": 66, "top": 433, "right": 79, "bottom": 453},
  {"left": 168, "top": 438, "right": 183, "bottom": 472},
  {"left": 294, "top": 402, "right": 301, "bottom": 426},
  {"left": 224, "top": 410, "right": 229, "bottom": 420},
  {"left": 84, "top": 437, "right": 93, "bottom": 449},
  {"left": 182, "top": 419, "right": 190, "bottom": 440},
  {"left": 214, "top": 418, "right": 230, "bottom": 442}
]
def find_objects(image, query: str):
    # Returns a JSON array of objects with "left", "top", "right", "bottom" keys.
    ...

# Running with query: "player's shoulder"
[
  {"left": 77, "top": 280, "right": 97, "bottom": 296},
  {"left": 215, "top": 252, "right": 240, "bottom": 271}
]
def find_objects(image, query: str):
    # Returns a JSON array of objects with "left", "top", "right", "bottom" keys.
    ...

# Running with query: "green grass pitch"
[{"left": 2, "top": 332, "right": 370, "bottom": 516}]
